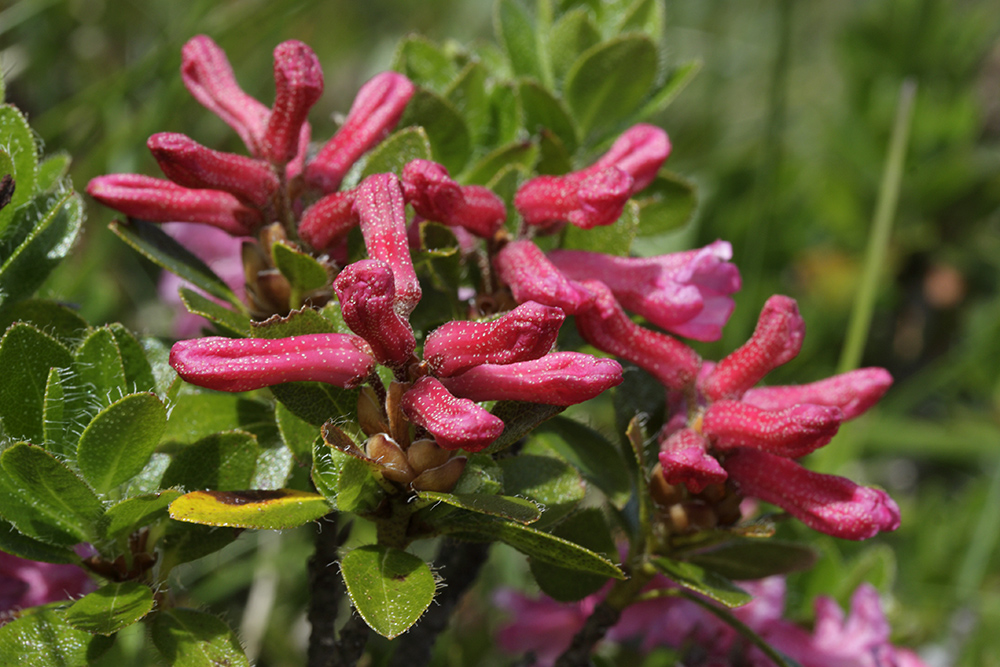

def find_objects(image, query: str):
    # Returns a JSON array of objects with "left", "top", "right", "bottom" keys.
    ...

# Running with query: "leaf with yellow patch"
[{"left": 169, "top": 489, "right": 330, "bottom": 530}]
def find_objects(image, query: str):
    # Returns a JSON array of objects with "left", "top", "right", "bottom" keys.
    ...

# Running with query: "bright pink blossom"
[
  {"left": 401, "top": 159, "right": 506, "bottom": 238},
  {"left": 494, "top": 241, "right": 595, "bottom": 315},
  {"left": 586, "top": 123, "right": 670, "bottom": 192},
  {"left": 703, "top": 400, "right": 844, "bottom": 458},
  {"left": 515, "top": 167, "right": 633, "bottom": 230},
  {"left": 298, "top": 189, "right": 358, "bottom": 252},
  {"left": 400, "top": 376, "right": 504, "bottom": 452}
]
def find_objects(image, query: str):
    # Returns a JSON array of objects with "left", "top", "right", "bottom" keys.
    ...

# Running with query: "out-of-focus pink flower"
[
  {"left": 0, "top": 552, "right": 94, "bottom": 620},
  {"left": 401, "top": 159, "right": 506, "bottom": 238},
  {"left": 400, "top": 376, "right": 504, "bottom": 452},
  {"left": 494, "top": 588, "right": 599, "bottom": 667},
  {"left": 306, "top": 72, "right": 415, "bottom": 193},
  {"left": 586, "top": 123, "right": 670, "bottom": 192},
  {"left": 333, "top": 259, "right": 416, "bottom": 369},
  {"left": 548, "top": 240, "right": 741, "bottom": 342}
]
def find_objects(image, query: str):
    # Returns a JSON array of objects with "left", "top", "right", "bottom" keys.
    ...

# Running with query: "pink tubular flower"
[
  {"left": 741, "top": 367, "right": 893, "bottom": 420},
  {"left": 147, "top": 133, "right": 279, "bottom": 208},
  {"left": 658, "top": 427, "right": 727, "bottom": 493},
  {"left": 401, "top": 159, "right": 506, "bottom": 238},
  {"left": 169, "top": 334, "right": 376, "bottom": 392},
  {"left": 306, "top": 71, "right": 415, "bottom": 192},
  {"left": 722, "top": 448, "right": 901, "bottom": 540},
  {"left": 548, "top": 240, "right": 741, "bottom": 342},
  {"left": 440, "top": 352, "right": 623, "bottom": 405},
  {"left": 261, "top": 41, "right": 323, "bottom": 166},
  {"left": 354, "top": 174, "right": 421, "bottom": 315},
  {"left": 574, "top": 280, "right": 701, "bottom": 391},
  {"left": 700, "top": 295, "right": 805, "bottom": 402},
  {"left": 494, "top": 240, "right": 595, "bottom": 315},
  {"left": 298, "top": 189, "right": 358, "bottom": 252},
  {"left": 423, "top": 301, "right": 565, "bottom": 377},
  {"left": 0, "top": 552, "right": 94, "bottom": 620},
  {"left": 702, "top": 401, "right": 845, "bottom": 458},
  {"left": 332, "top": 259, "right": 416, "bottom": 369},
  {"left": 515, "top": 167, "right": 632, "bottom": 230},
  {"left": 86, "top": 174, "right": 262, "bottom": 235},
  {"left": 400, "top": 376, "right": 504, "bottom": 452},
  {"left": 181, "top": 35, "right": 270, "bottom": 155}
]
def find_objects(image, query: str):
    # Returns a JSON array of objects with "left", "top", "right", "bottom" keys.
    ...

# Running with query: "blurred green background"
[{"left": 3, "top": 0, "right": 999, "bottom": 665}]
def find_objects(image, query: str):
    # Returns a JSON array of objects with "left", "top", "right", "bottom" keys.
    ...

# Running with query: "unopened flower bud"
[
  {"left": 410, "top": 456, "right": 467, "bottom": 492},
  {"left": 366, "top": 433, "right": 415, "bottom": 484},
  {"left": 741, "top": 368, "right": 893, "bottom": 421},
  {"left": 402, "top": 159, "right": 506, "bottom": 238},
  {"left": 298, "top": 190, "right": 358, "bottom": 252},
  {"left": 703, "top": 401, "right": 845, "bottom": 459},
  {"left": 262, "top": 41, "right": 323, "bottom": 166},
  {"left": 515, "top": 167, "right": 632, "bottom": 231},
  {"left": 87, "top": 174, "right": 262, "bottom": 235},
  {"left": 407, "top": 438, "right": 452, "bottom": 474},
  {"left": 333, "top": 259, "right": 416, "bottom": 368},
  {"left": 658, "top": 428, "right": 727, "bottom": 494},
  {"left": 400, "top": 377, "right": 504, "bottom": 452},
  {"left": 494, "top": 240, "right": 594, "bottom": 314},
  {"left": 169, "top": 334, "right": 375, "bottom": 392},
  {"left": 147, "top": 133, "right": 278, "bottom": 208},
  {"left": 307, "top": 72, "right": 415, "bottom": 192},
  {"left": 423, "top": 301, "right": 565, "bottom": 378},
  {"left": 700, "top": 295, "right": 805, "bottom": 401}
]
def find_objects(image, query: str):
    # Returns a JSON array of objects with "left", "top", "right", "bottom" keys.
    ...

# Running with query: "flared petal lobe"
[
  {"left": 741, "top": 368, "right": 893, "bottom": 420},
  {"left": 585, "top": 123, "right": 670, "bottom": 192}
]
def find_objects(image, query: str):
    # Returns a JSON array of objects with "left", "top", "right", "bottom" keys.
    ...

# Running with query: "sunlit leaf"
[{"left": 341, "top": 545, "right": 436, "bottom": 639}]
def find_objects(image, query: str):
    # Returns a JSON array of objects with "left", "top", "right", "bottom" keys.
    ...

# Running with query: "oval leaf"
[
  {"left": 341, "top": 545, "right": 435, "bottom": 639},
  {"left": 0, "top": 322, "right": 71, "bottom": 443},
  {"left": 179, "top": 287, "right": 251, "bottom": 337},
  {"left": 531, "top": 416, "right": 631, "bottom": 508},
  {"left": 358, "top": 126, "right": 433, "bottom": 182},
  {"left": 77, "top": 392, "right": 167, "bottom": 494},
  {"left": 151, "top": 608, "right": 250, "bottom": 667},
  {"left": 0, "top": 607, "right": 114, "bottom": 666},
  {"left": 684, "top": 539, "right": 818, "bottom": 581},
  {"left": 498, "top": 452, "right": 584, "bottom": 528},
  {"left": 651, "top": 556, "right": 752, "bottom": 608},
  {"left": 169, "top": 489, "right": 331, "bottom": 529},
  {"left": 397, "top": 87, "right": 471, "bottom": 174},
  {"left": 99, "top": 490, "right": 183, "bottom": 540},
  {"left": 530, "top": 508, "right": 617, "bottom": 602},
  {"left": 63, "top": 582, "right": 155, "bottom": 635},
  {"left": 416, "top": 491, "right": 541, "bottom": 524}
]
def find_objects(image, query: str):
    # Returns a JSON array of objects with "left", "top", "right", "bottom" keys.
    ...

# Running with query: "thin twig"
[
  {"left": 307, "top": 513, "right": 345, "bottom": 667},
  {"left": 552, "top": 602, "right": 621, "bottom": 667}
]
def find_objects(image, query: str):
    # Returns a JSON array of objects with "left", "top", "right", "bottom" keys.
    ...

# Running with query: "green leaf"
[
  {"left": 341, "top": 545, "right": 436, "bottom": 639},
  {"left": 63, "top": 582, "right": 155, "bottom": 635},
  {"left": 564, "top": 198, "right": 639, "bottom": 256},
  {"left": 398, "top": 87, "right": 472, "bottom": 174},
  {"left": 442, "top": 513, "right": 624, "bottom": 579},
  {"left": 451, "top": 453, "right": 503, "bottom": 495},
  {"left": 151, "top": 608, "right": 250, "bottom": 667},
  {"left": 312, "top": 438, "right": 384, "bottom": 514},
  {"left": 683, "top": 539, "right": 818, "bottom": 581},
  {"left": 636, "top": 59, "right": 702, "bottom": 121},
  {"left": 564, "top": 35, "right": 658, "bottom": 141},
  {"left": 487, "top": 164, "right": 529, "bottom": 234},
  {"left": 77, "top": 393, "right": 167, "bottom": 494},
  {"left": 0, "top": 607, "right": 114, "bottom": 666},
  {"left": 159, "top": 522, "right": 241, "bottom": 567},
  {"left": 169, "top": 489, "right": 331, "bottom": 529},
  {"left": 391, "top": 35, "right": 459, "bottom": 92},
  {"left": 179, "top": 287, "right": 251, "bottom": 336},
  {"left": 484, "top": 400, "right": 565, "bottom": 454},
  {"left": 462, "top": 141, "right": 538, "bottom": 185},
  {"left": 270, "top": 382, "right": 358, "bottom": 428},
  {"left": 495, "top": 0, "right": 546, "bottom": 83},
  {"left": 36, "top": 152, "right": 71, "bottom": 192},
  {"left": 251, "top": 306, "right": 337, "bottom": 337},
  {"left": 276, "top": 401, "right": 317, "bottom": 464},
  {"left": 484, "top": 82, "right": 522, "bottom": 148},
  {"left": 531, "top": 416, "right": 631, "bottom": 508},
  {"left": 0, "top": 299, "right": 88, "bottom": 345},
  {"left": 519, "top": 80, "right": 579, "bottom": 154},
  {"left": 549, "top": 9, "right": 601, "bottom": 84},
  {"left": 535, "top": 129, "right": 573, "bottom": 175},
  {"left": 358, "top": 126, "right": 433, "bottom": 182},
  {"left": 634, "top": 170, "right": 698, "bottom": 243},
  {"left": 416, "top": 491, "right": 541, "bottom": 524},
  {"left": 445, "top": 62, "right": 490, "bottom": 146},
  {"left": 163, "top": 393, "right": 274, "bottom": 445},
  {"left": 272, "top": 241, "right": 330, "bottom": 308},
  {"left": 99, "top": 490, "right": 183, "bottom": 540},
  {"left": 107, "top": 323, "right": 158, "bottom": 393},
  {"left": 498, "top": 452, "right": 584, "bottom": 528},
  {"left": 616, "top": 0, "right": 665, "bottom": 39},
  {"left": 0, "top": 191, "right": 83, "bottom": 313},
  {"left": 0, "top": 322, "right": 72, "bottom": 442},
  {"left": 0, "top": 444, "right": 102, "bottom": 544},
  {"left": 161, "top": 431, "right": 260, "bottom": 492},
  {"left": 0, "top": 105, "right": 38, "bottom": 228},
  {"left": 651, "top": 557, "right": 752, "bottom": 608},
  {"left": 0, "top": 517, "right": 77, "bottom": 563},
  {"left": 109, "top": 219, "right": 242, "bottom": 308},
  {"left": 73, "top": 326, "right": 127, "bottom": 409},
  {"left": 42, "top": 367, "right": 69, "bottom": 454},
  {"left": 530, "top": 508, "right": 617, "bottom": 601}
]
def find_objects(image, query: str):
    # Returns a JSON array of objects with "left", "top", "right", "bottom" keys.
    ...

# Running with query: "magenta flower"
[
  {"left": 401, "top": 159, "right": 507, "bottom": 238},
  {"left": 0, "top": 552, "right": 94, "bottom": 621},
  {"left": 494, "top": 240, "right": 595, "bottom": 315},
  {"left": 400, "top": 376, "right": 504, "bottom": 452},
  {"left": 298, "top": 189, "right": 358, "bottom": 252}
]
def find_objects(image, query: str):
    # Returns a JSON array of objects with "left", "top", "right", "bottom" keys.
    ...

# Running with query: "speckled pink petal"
[
  {"left": 723, "top": 448, "right": 901, "bottom": 540},
  {"left": 298, "top": 189, "right": 358, "bottom": 252},
  {"left": 400, "top": 376, "right": 504, "bottom": 452},
  {"left": 169, "top": 334, "right": 375, "bottom": 391},
  {"left": 657, "top": 427, "right": 727, "bottom": 494},
  {"left": 333, "top": 259, "right": 416, "bottom": 369},
  {"left": 402, "top": 160, "right": 506, "bottom": 238},
  {"left": 307, "top": 72, "right": 415, "bottom": 192},
  {"left": 494, "top": 240, "right": 594, "bottom": 314},
  {"left": 515, "top": 167, "right": 632, "bottom": 230},
  {"left": 741, "top": 368, "right": 893, "bottom": 421},
  {"left": 87, "top": 174, "right": 262, "bottom": 235},
  {"left": 703, "top": 400, "right": 844, "bottom": 458},
  {"left": 700, "top": 295, "right": 805, "bottom": 401},
  {"left": 585, "top": 123, "right": 670, "bottom": 192},
  {"left": 441, "top": 352, "right": 623, "bottom": 405},
  {"left": 147, "top": 133, "right": 278, "bottom": 208},
  {"left": 261, "top": 41, "right": 323, "bottom": 166},
  {"left": 354, "top": 174, "right": 422, "bottom": 315},
  {"left": 181, "top": 35, "right": 270, "bottom": 155},
  {"left": 574, "top": 280, "right": 701, "bottom": 391},
  {"left": 423, "top": 301, "right": 565, "bottom": 378}
]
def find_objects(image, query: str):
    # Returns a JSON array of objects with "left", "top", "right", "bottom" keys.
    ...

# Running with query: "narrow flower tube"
[
  {"left": 261, "top": 40, "right": 324, "bottom": 166},
  {"left": 306, "top": 72, "right": 416, "bottom": 192},
  {"left": 494, "top": 240, "right": 594, "bottom": 315},
  {"left": 700, "top": 295, "right": 806, "bottom": 401},
  {"left": 515, "top": 167, "right": 633, "bottom": 230},
  {"left": 584, "top": 123, "right": 670, "bottom": 192},
  {"left": 354, "top": 174, "right": 422, "bottom": 314},
  {"left": 657, "top": 428, "right": 727, "bottom": 494},
  {"left": 702, "top": 400, "right": 845, "bottom": 458},
  {"left": 298, "top": 189, "right": 358, "bottom": 252},
  {"left": 722, "top": 448, "right": 901, "bottom": 540},
  {"left": 400, "top": 376, "right": 504, "bottom": 452},
  {"left": 87, "top": 174, "right": 262, "bottom": 235},
  {"left": 574, "top": 280, "right": 701, "bottom": 391},
  {"left": 423, "top": 301, "right": 565, "bottom": 378},
  {"left": 441, "top": 352, "right": 623, "bottom": 405},
  {"left": 332, "top": 259, "right": 416, "bottom": 369},
  {"left": 169, "top": 334, "right": 376, "bottom": 392},
  {"left": 401, "top": 159, "right": 507, "bottom": 238},
  {"left": 181, "top": 35, "right": 270, "bottom": 155},
  {"left": 147, "top": 133, "right": 279, "bottom": 208},
  {"left": 741, "top": 368, "right": 893, "bottom": 421}
]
